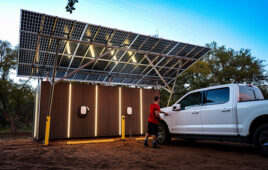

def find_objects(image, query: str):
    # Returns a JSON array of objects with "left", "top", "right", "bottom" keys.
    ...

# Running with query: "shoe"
[
  {"left": 153, "top": 144, "right": 160, "bottom": 148},
  {"left": 144, "top": 141, "right": 149, "bottom": 147}
]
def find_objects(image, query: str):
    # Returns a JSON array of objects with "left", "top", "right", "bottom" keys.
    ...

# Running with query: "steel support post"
[
  {"left": 145, "top": 55, "right": 172, "bottom": 92},
  {"left": 44, "top": 39, "right": 60, "bottom": 146},
  {"left": 167, "top": 61, "right": 182, "bottom": 107}
]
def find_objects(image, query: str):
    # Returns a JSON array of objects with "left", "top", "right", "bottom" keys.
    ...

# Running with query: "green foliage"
[
  {"left": 161, "top": 42, "right": 268, "bottom": 107},
  {"left": 0, "top": 40, "right": 16, "bottom": 80},
  {"left": 66, "top": 0, "right": 78, "bottom": 14},
  {"left": 259, "top": 85, "right": 268, "bottom": 99},
  {"left": 0, "top": 40, "right": 34, "bottom": 133}
]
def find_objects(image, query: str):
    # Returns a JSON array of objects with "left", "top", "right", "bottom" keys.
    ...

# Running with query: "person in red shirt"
[{"left": 144, "top": 96, "right": 168, "bottom": 148}]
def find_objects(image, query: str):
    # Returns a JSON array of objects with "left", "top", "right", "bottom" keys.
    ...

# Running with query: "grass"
[
  {"left": 0, "top": 127, "right": 12, "bottom": 133},
  {"left": 0, "top": 125, "right": 32, "bottom": 134}
]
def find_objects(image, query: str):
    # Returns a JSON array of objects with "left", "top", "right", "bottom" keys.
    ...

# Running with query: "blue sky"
[{"left": 0, "top": 0, "right": 268, "bottom": 72}]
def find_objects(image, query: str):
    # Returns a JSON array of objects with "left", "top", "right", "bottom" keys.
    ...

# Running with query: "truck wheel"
[
  {"left": 157, "top": 122, "right": 171, "bottom": 145},
  {"left": 253, "top": 124, "right": 268, "bottom": 157}
]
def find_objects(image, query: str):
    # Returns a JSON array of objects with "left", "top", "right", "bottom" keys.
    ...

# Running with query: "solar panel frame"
[{"left": 18, "top": 9, "right": 210, "bottom": 89}]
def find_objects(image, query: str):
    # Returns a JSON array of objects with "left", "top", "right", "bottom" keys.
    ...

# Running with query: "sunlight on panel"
[
  {"left": 64, "top": 25, "right": 69, "bottom": 35},
  {"left": 67, "top": 83, "right": 72, "bottom": 138},
  {"left": 127, "top": 51, "right": 132, "bottom": 56},
  {"left": 132, "top": 55, "right": 137, "bottom": 63},
  {"left": 35, "top": 51, "right": 39, "bottom": 62},
  {"left": 66, "top": 41, "right": 71, "bottom": 55},
  {"left": 90, "top": 45, "right": 95, "bottom": 57},
  {"left": 124, "top": 38, "right": 129, "bottom": 46},
  {"left": 140, "top": 88, "right": 143, "bottom": 134},
  {"left": 119, "top": 87, "right": 122, "bottom": 135},
  {"left": 111, "top": 50, "right": 117, "bottom": 61},
  {"left": 105, "top": 34, "right": 109, "bottom": 40},
  {"left": 86, "top": 29, "right": 91, "bottom": 37},
  {"left": 95, "top": 85, "right": 98, "bottom": 136}
]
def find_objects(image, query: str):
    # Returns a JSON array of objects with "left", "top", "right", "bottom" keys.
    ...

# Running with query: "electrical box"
[
  {"left": 127, "top": 107, "right": 132, "bottom": 115},
  {"left": 79, "top": 106, "right": 89, "bottom": 118}
]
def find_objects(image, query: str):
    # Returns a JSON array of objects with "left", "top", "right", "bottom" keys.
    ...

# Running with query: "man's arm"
[
  {"left": 155, "top": 110, "right": 161, "bottom": 120},
  {"left": 160, "top": 110, "right": 168, "bottom": 116}
]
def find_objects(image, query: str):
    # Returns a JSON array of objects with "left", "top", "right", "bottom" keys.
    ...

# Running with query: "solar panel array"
[{"left": 18, "top": 9, "right": 210, "bottom": 88}]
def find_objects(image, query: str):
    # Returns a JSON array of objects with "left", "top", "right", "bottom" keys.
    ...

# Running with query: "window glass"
[
  {"left": 179, "top": 92, "right": 202, "bottom": 110},
  {"left": 205, "top": 88, "right": 229, "bottom": 105},
  {"left": 239, "top": 86, "right": 264, "bottom": 101},
  {"left": 254, "top": 88, "right": 264, "bottom": 100}
]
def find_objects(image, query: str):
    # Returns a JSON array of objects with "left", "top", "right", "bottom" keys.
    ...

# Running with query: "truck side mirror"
[{"left": 173, "top": 104, "right": 181, "bottom": 111}]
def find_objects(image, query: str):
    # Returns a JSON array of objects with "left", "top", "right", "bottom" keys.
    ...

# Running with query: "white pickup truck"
[{"left": 158, "top": 84, "right": 268, "bottom": 156}]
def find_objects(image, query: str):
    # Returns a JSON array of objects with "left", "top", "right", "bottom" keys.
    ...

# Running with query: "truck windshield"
[{"left": 239, "top": 86, "right": 264, "bottom": 102}]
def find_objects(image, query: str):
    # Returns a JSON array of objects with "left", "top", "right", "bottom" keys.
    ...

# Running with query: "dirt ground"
[{"left": 0, "top": 133, "right": 268, "bottom": 169}]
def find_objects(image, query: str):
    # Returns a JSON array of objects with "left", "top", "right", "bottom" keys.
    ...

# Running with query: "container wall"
[
  {"left": 37, "top": 81, "right": 159, "bottom": 140},
  {"left": 38, "top": 82, "right": 69, "bottom": 140},
  {"left": 122, "top": 87, "right": 140, "bottom": 136},
  {"left": 70, "top": 83, "right": 95, "bottom": 138},
  {"left": 97, "top": 86, "right": 119, "bottom": 137}
]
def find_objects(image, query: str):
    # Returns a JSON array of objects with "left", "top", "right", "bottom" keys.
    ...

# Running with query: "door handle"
[
  {"left": 192, "top": 111, "right": 199, "bottom": 114},
  {"left": 221, "top": 108, "right": 231, "bottom": 112}
]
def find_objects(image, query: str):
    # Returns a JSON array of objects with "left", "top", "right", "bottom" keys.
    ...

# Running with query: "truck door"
[
  {"left": 201, "top": 87, "right": 236, "bottom": 135},
  {"left": 172, "top": 91, "right": 203, "bottom": 134}
]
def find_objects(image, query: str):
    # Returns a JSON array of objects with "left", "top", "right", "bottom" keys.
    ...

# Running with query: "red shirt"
[{"left": 148, "top": 103, "right": 160, "bottom": 124}]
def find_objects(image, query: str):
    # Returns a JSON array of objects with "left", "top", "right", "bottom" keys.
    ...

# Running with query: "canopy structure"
[
  {"left": 18, "top": 9, "right": 210, "bottom": 145},
  {"left": 18, "top": 9, "right": 210, "bottom": 91}
]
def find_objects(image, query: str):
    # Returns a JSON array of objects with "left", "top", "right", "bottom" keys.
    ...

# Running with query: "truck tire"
[
  {"left": 157, "top": 121, "right": 171, "bottom": 145},
  {"left": 253, "top": 124, "right": 268, "bottom": 157}
]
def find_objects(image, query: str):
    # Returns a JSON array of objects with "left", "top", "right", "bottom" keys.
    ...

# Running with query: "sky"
[{"left": 0, "top": 0, "right": 268, "bottom": 86}]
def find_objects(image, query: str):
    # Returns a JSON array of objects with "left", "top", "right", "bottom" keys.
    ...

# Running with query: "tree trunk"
[{"left": 10, "top": 116, "right": 16, "bottom": 133}]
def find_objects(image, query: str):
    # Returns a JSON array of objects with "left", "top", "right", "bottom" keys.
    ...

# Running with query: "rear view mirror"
[{"left": 173, "top": 104, "right": 181, "bottom": 111}]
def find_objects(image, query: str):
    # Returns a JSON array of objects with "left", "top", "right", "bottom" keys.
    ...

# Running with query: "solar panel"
[{"left": 17, "top": 9, "right": 210, "bottom": 89}]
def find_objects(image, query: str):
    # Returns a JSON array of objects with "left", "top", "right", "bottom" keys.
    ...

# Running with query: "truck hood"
[{"left": 160, "top": 106, "right": 173, "bottom": 118}]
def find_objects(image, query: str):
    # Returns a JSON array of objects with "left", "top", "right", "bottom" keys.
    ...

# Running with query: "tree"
[
  {"left": 160, "top": 42, "right": 268, "bottom": 107},
  {"left": 0, "top": 41, "right": 16, "bottom": 80},
  {"left": 66, "top": 0, "right": 78, "bottom": 14},
  {"left": 0, "top": 40, "right": 34, "bottom": 133},
  {"left": 204, "top": 42, "right": 267, "bottom": 85}
]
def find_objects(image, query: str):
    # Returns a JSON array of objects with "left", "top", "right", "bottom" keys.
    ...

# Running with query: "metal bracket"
[{"left": 144, "top": 55, "right": 172, "bottom": 92}]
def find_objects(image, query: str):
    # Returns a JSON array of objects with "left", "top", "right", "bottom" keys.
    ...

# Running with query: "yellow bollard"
[
  {"left": 121, "top": 115, "right": 125, "bottom": 140},
  {"left": 44, "top": 116, "right": 51, "bottom": 146}
]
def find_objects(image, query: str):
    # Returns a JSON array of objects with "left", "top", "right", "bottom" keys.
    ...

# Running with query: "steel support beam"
[
  {"left": 20, "top": 48, "right": 180, "bottom": 72},
  {"left": 41, "top": 17, "right": 58, "bottom": 69},
  {"left": 55, "top": 49, "right": 113, "bottom": 84},
  {"left": 117, "top": 37, "right": 150, "bottom": 74},
  {"left": 21, "top": 31, "right": 195, "bottom": 61},
  {"left": 145, "top": 55, "right": 171, "bottom": 92},
  {"left": 162, "top": 46, "right": 197, "bottom": 78},
  {"left": 161, "top": 86, "right": 172, "bottom": 93},
  {"left": 31, "top": 14, "right": 45, "bottom": 77},
  {"left": 19, "top": 62, "right": 174, "bottom": 81},
  {"left": 65, "top": 24, "right": 88, "bottom": 77},
  {"left": 57, "top": 21, "right": 77, "bottom": 66},
  {"left": 167, "top": 61, "right": 182, "bottom": 106},
  {"left": 44, "top": 39, "right": 60, "bottom": 146},
  {"left": 130, "top": 40, "right": 172, "bottom": 74},
  {"left": 91, "top": 29, "right": 117, "bottom": 71},
  {"left": 135, "top": 42, "right": 180, "bottom": 85},
  {"left": 167, "top": 48, "right": 209, "bottom": 84},
  {"left": 102, "top": 34, "right": 140, "bottom": 82}
]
